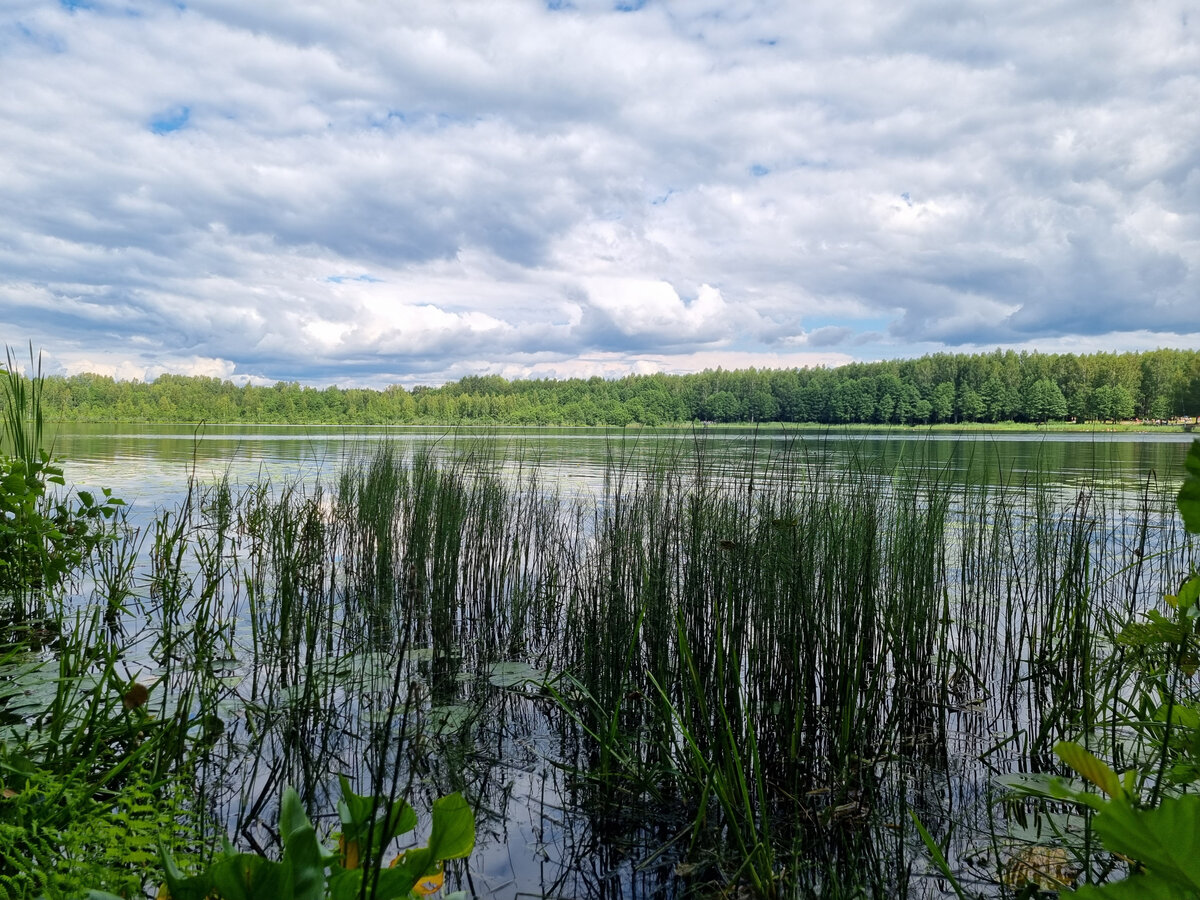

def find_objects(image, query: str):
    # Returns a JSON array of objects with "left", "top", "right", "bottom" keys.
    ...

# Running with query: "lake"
[
  {"left": 34, "top": 425, "right": 1200, "bottom": 897},
  {"left": 47, "top": 422, "right": 1199, "bottom": 520}
]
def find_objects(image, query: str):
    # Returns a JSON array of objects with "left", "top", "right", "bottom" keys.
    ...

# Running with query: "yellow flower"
[
  {"left": 412, "top": 868, "right": 444, "bottom": 896},
  {"left": 156, "top": 886, "right": 170, "bottom": 900}
]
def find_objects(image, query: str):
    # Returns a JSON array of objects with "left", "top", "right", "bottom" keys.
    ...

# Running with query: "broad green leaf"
[
  {"left": 282, "top": 822, "right": 327, "bottom": 900},
  {"left": 427, "top": 792, "right": 475, "bottom": 861},
  {"left": 1179, "top": 440, "right": 1200, "bottom": 533},
  {"left": 1076, "top": 874, "right": 1198, "bottom": 899},
  {"left": 158, "top": 843, "right": 215, "bottom": 900},
  {"left": 337, "top": 774, "right": 374, "bottom": 829},
  {"left": 1055, "top": 741, "right": 1124, "bottom": 799},
  {"left": 1186, "top": 439, "right": 1200, "bottom": 479},
  {"left": 327, "top": 868, "right": 363, "bottom": 900},
  {"left": 398, "top": 846, "right": 433, "bottom": 880},
  {"left": 208, "top": 853, "right": 284, "bottom": 900},
  {"left": 1092, "top": 794, "right": 1200, "bottom": 891},
  {"left": 1168, "top": 574, "right": 1200, "bottom": 614},
  {"left": 372, "top": 863, "right": 424, "bottom": 899},
  {"left": 279, "top": 787, "right": 312, "bottom": 847},
  {"left": 997, "top": 771, "right": 1106, "bottom": 810},
  {"left": 383, "top": 795, "right": 418, "bottom": 841}
]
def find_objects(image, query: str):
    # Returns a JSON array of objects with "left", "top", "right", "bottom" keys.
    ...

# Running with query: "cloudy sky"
[{"left": 2, "top": 1, "right": 1198, "bottom": 387}]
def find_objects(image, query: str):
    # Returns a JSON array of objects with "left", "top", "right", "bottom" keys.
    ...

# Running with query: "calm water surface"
[{"left": 47, "top": 423, "right": 1197, "bottom": 520}]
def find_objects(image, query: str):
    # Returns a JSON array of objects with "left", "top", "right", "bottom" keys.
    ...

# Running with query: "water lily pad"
[{"left": 488, "top": 661, "right": 544, "bottom": 689}]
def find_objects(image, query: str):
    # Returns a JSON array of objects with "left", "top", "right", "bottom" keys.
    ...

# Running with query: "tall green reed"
[{"left": 27, "top": 428, "right": 1191, "bottom": 898}]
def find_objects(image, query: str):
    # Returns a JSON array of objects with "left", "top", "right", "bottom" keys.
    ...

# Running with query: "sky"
[{"left": 1, "top": 1, "right": 1198, "bottom": 388}]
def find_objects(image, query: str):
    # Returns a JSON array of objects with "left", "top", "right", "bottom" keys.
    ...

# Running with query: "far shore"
[{"left": 47, "top": 418, "right": 1197, "bottom": 433}]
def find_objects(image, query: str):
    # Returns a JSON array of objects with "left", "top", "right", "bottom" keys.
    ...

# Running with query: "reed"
[{"left": 7, "top": 426, "right": 1194, "bottom": 897}]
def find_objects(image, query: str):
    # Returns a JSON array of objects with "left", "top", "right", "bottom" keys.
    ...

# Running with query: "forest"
[{"left": 30, "top": 347, "right": 1200, "bottom": 427}]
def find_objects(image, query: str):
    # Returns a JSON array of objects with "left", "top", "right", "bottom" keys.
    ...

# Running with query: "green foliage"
[
  {"left": 23, "top": 347, "right": 1200, "bottom": 426},
  {"left": 158, "top": 781, "right": 474, "bottom": 900},
  {"left": 1026, "top": 377, "right": 1070, "bottom": 422},
  {"left": 1178, "top": 439, "right": 1200, "bottom": 534},
  {"left": 0, "top": 751, "right": 193, "bottom": 900},
  {"left": 0, "top": 453, "right": 125, "bottom": 598},
  {"left": 1031, "top": 748, "right": 1200, "bottom": 899},
  {"left": 1, "top": 349, "right": 124, "bottom": 600},
  {"left": 997, "top": 448, "right": 1200, "bottom": 896}
]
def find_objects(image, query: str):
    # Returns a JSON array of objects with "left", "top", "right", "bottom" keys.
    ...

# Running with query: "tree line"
[{"left": 24, "top": 348, "right": 1200, "bottom": 427}]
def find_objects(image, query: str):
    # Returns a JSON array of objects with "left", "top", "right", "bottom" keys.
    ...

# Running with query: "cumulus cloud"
[{"left": 0, "top": 0, "right": 1196, "bottom": 387}]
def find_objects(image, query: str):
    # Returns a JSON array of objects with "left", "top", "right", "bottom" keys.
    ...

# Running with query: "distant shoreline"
[{"left": 47, "top": 418, "right": 1197, "bottom": 434}]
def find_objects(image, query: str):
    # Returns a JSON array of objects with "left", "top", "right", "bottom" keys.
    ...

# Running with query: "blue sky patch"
[
  {"left": 149, "top": 105, "right": 190, "bottom": 134},
  {"left": 59, "top": 0, "right": 92, "bottom": 10},
  {"left": 13, "top": 22, "right": 67, "bottom": 52},
  {"left": 614, "top": 0, "right": 646, "bottom": 11},
  {"left": 326, "top": 274, "right": 383, "bottom": 284},
  {"left": 750, "top": 164, "right": 769, "bottom": 177}
]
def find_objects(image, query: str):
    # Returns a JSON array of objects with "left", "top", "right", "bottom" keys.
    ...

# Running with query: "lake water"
[
  {"left": 35, "top": 424, "right": 1200, "bottom": 897},
  {"left": 47, "top": 423, "right": 1198, "bottom": 522}
]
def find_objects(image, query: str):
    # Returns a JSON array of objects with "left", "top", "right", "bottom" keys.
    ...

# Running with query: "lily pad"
[{"left": 487, "top": 660, "right": 544, "bottom": 689}]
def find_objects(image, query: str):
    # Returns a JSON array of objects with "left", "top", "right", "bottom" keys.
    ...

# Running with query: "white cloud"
[{"left": 0, "top": 0, "right": 1196, "bottom": 387}]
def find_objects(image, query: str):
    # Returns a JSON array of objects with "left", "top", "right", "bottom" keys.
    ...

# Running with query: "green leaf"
[
  {"left": 1055, "top": 741, "right": 1124, "bottom": 799},
  {"left": 327, "top": 868, "right": 364, "bottom": 900},
  {"left": 427, "top": 792, "right": 475, "bottom": 861},
  {"left": 1092, "top": 794, "right": 1200, "bottom": 891},
  {"left": 995, "top": 771, "right": 1102, "bottom": 807},
  {"left": 282, "top": 823, "right": 327, "bottom": 900},
  {"left": 372, "top": 863, "right": 424, "bottom": 899},
  {"left": 1186, "top": 438, "right": 1200, "bottom": 479},
  {"left": 158, "top": 842, "right": 216, "bottom": 900},
  {"left": 1179, "top": 439, "right": 1200, "bottom": 533},
  {"left": 400, "top": 846, "right": 433, "bottom": 879},
  {"left": 1168, "top": 574, "right": 1200, "bottom": 614},
  {"left": 383, "top": 795, "right": 418, "bottom": 842},
  {"left": 336, "top": 774, "right": 375, "bottom": 831},
  {"left": 208, "top": 852, "right": 285, "bottom": 900},
  {"left": 1076, "top": 875, "right": 1199, "bottom": 899},
  {"left": 279, "top": 787, "right": 312, "bottom": 848}
]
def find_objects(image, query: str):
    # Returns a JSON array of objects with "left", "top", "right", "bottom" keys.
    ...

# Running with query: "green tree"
[
  {"left": 1091, "top": 384, "right": 1136, "bottom": 422},
  {"left": 956, "top": 385, "right": 985, "bottom": 422},
  {"left": 1024, "top": 378, "right": 1069, "bottom": 422},
  {"left": 703, "top": 391, "right": 742, "bottom": 423},
  {"left": 929, "top": 382, "right": 956, "bottom": 423}
]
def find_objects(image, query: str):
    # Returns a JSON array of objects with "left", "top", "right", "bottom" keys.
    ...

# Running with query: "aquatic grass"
[
  {"left": 9, "top": 427, "right": 1194, "bottom": 897},
  {"left": 1, "top": 346, "right": 47, "bottom": 471}
]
